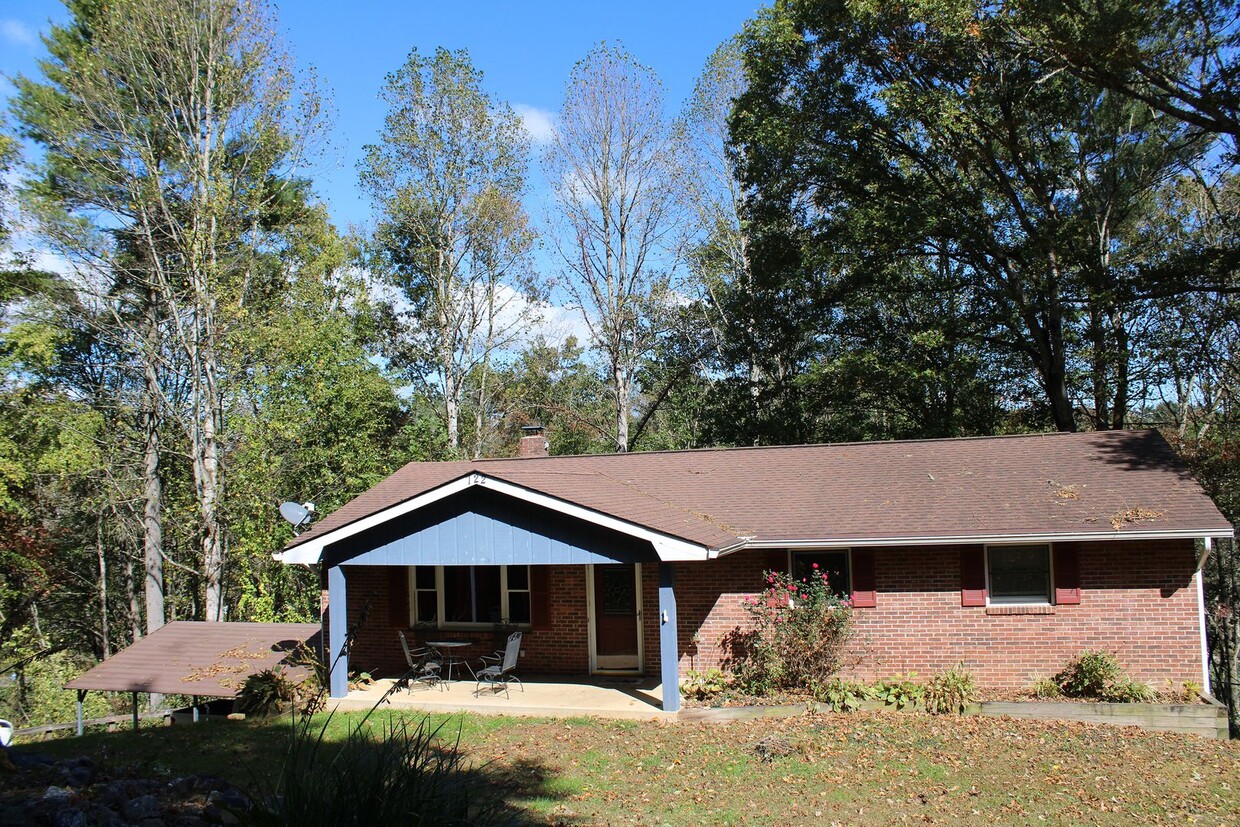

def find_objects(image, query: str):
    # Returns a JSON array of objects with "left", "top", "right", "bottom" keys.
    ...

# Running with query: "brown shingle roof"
[
  {"left": 285, "top": 430, "right": 1232, "bottom": 553},
  {"left": 66, "top": 621, "right": 320, "bottom": 697}
]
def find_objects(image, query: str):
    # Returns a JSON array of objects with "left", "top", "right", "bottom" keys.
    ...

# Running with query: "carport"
[{"left": 65, "top": 621, "right": 320, "bottom": 735}]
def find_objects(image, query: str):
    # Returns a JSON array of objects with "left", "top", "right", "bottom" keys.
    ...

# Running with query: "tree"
[
  {"left": 731, "top": 0, "right": 1208, "bottom": 433},
  {"left": 15, "top": 0, "right": 328, "bottom": 621},
  {"left": 360, "top": 47, "right": 538, "bottom": 458},
  {"left": 545, "top": 43, "right": 684, "bottom": 452}
]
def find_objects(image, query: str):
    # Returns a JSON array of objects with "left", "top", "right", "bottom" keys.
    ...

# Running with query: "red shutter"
[
  {"left": 850, "top": 549, "right": 877, "bottom": 608},
  {"left": 388, "top": 567, "right": 409, "bottom": 627},
  {"left": 1053, "top": 545, "right": 1081, "bottom": 605},
  {"left": 530, "top": 566, "right": 551, "bottom": 631},
  {"left": 960, "top": 548, "right": 987, "bottom": 607}
]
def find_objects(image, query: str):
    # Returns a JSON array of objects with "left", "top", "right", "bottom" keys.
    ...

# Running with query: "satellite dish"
[{"left": 279, "top": 501, "right": 315, "bottom": 534}]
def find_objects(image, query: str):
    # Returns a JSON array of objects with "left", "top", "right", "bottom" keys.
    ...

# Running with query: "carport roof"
[{"left": 65, "top": 621, "right": 320, "bottom": 697}]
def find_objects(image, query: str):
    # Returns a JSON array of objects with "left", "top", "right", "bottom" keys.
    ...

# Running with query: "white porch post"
[
  {"left": 328, "top": 565, "right": 348, "bottom": 698},
  {"left": 658, "top": 563, "right": 680, "bottom": 712}
]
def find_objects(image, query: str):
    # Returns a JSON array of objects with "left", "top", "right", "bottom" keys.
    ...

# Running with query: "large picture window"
[
  {"left": 987, "top": 545, "right": 1051, "bottom": 604},
  {"left": 410, "top": 565, "right": 532, "bottom": 626},
  {"left": 790, "top": 550, "right": 851, "bottom": 598}
]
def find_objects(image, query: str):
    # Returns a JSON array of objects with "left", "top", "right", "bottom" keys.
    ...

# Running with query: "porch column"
[
  {"left": 658, "top": 563, "right": 680, "bottom": 713},
  {"left": 328, "top": 565, "right": 348, "bottom": 698}
]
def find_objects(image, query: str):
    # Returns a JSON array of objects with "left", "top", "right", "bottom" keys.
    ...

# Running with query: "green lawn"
[{"left": 8, "top": 708, "right": 1239, "bottom": 824}]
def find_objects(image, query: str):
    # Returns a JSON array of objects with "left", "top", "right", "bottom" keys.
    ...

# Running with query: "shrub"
[
  {"left": 1054, "top": 651, "right": 1121, "bottom": 698},
  {"left": 818, "top": 677, "right": 871, "bottom": 712},
  {"left": 1099, "top": 678, "right": 1155, "bottom": 703},
  {"left": 1179, "top": 680, "right": 1203, "bottom": 703},
  {"left": 730, "top": 568, "right": 854, "bottom": 696},
  {"left": 873, "top": 674, "right": 923, "bottom": 710},
  {"left": 236, "top": 668, "right": 298, "bottom": 716},
  {"left": 680, "top": 668, "right": 728, "bottom": 701},
  {"left": 923, "top": 665, "right": 975, "bottom": 715},
  {"left": 251, "top": 713, "right": 509, "bottom": 826},
  {"left": 1029, "top": 677, "right": 1062, "bottom": 699}
]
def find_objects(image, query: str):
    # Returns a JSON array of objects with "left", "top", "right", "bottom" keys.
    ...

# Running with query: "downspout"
[{"left": 1197, "top": 537, "right": 1212, "bottom": 696}]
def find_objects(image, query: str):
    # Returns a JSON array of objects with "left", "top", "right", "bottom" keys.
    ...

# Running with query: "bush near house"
[{"left": 729, "top": 568, "right": 854, "bottom": 697}]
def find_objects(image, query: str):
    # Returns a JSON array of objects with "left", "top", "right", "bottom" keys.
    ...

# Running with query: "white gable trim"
[{"left": 275, "top": 473, "right": 711, "bottom": 566}]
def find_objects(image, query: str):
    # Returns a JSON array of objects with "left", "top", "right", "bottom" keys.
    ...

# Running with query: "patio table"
[{"left": 425, "top": 640, "right": 472, "bottom": 682}]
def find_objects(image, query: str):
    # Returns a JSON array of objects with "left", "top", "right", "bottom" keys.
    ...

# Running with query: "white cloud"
[
  {"left": 514, "top": 104, "right": 556, "bottom": 145},
  {"left": 1, "top": 19, "right": 35, "bottom": 47}
]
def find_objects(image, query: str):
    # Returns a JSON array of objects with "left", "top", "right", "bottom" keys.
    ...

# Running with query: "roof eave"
[{"left": 715, "top": 526, "right": 1234, "bottom": 556}]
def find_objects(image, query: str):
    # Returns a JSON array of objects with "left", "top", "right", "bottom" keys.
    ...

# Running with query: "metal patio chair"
[
  {"left": 470, "top": 630, "right": 523, "bottom": 698},
  {"left": 399, "top": 630, "right": 443, "bottom": 692}
]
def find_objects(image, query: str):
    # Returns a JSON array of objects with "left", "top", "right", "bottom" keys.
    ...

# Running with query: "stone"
[
  {"left": 206, "top": 788, "right": 251, "bottom": 812},
  {"left": 225, "top": 713, "right": 245, "bottom": 721},
  {"left": 64, "top": 765, "right": 94, "bottom": 789},
  {"left": 13, "top": 752, "right": 55, "bottom": 770},
  {"left": 49, "top": 807, "right": 87, "bottom": 827},
  {"left": 0, "top": 802, "right": 31, "bottom": 826},
  {"left": 201, "top": 804, "right": 241, "bottom": 825},
  {"left": 123, "top": 794, "right": 161, "bottom": 821},
  {"left": 42, "top": 785, "right": 73, "bottom": 802}
]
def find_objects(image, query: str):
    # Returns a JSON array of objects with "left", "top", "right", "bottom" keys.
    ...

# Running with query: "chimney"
[{"left": 518, "top": 424, "right": 549, "bottom": 458}]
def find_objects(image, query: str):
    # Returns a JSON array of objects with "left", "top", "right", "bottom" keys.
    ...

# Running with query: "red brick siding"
[
  {"left": 339, "top": 564, "right": 595, "bottom": 678},
  {"left": 677, "top": 540, "right": 1204, "bottom": 689},
  {"left": 326, "top": 539, "right": 1202, "bottom": 690}
]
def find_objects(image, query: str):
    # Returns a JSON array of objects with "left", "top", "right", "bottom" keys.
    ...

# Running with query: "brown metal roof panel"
[{"left": 66, "top": 621, "right": 320, "bottom": 697}]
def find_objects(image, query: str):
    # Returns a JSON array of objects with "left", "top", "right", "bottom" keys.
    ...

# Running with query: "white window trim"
[
  {"left": 787, "top": 548, "right": 854, "bottom": 596},
  {"left": 408, "top": 564, "right": 533, "bottom": 630},
  {"left": 984, "top": 543, "right": 1054, "bottom": 607}
]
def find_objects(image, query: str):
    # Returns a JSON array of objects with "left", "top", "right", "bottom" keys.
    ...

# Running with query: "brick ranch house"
[{"left": 276, "top": 429, "right": 1233, "bottom": 712}]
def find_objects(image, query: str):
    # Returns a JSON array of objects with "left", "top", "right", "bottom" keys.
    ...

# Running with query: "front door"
[{"left": 590, "top": 563, "right": 641, "bottom": 672}]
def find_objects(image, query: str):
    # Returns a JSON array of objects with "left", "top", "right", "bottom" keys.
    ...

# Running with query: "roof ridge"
[{"left": 466, "top": 428, "right": 1156, "bottom": 463}]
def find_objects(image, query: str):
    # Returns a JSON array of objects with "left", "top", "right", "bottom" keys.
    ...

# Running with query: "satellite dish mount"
[{"left": 279, "top": 501, "right": 316, "bottom": 535}]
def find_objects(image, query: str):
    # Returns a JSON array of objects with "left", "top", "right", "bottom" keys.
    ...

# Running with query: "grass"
[{"left": 8, "top": 709, "right": 1239, "bottom": 824}]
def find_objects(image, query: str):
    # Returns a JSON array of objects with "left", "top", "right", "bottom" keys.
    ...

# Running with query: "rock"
[
  {"left": 123, "top": 794, "right": 161, "bottom": 821},
  {"left": 201, "top": 804, "right": 241, "bottom": 825},
  {"left": 225, "top": 713, "right": 245, "bottom": 721},
  {"left": 0, "top": 802, "right": 31, "bottom": 826},
  {"left": 49, "top": 807, "right": 87, "bottom": 827},
  {"left": 64, "top": 765, "right": 94, "bottom": 788},
  {"left": 206, "top": 788, "right": 251, "bottom": 812},
  {"left": 13, "top": 752, "right": 56, "bottom": 770},
  {"left": 42, "top": 785, "right": 73, "bottom": 802}
]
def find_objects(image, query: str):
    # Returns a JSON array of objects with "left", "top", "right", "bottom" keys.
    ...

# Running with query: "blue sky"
[{"left": 0, "top": 0, "right": 762, "bottom": 230}]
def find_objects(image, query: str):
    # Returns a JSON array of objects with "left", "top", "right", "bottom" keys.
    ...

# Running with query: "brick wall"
[
  {"left": 324, "top": 539, "right": 1202, "bottom": 691},
  {"left": 338, "top": 564, "right": 595, "bottom": 678},
  {"left": 675, "top": 540, "right": 1204, "bottom": 689}
]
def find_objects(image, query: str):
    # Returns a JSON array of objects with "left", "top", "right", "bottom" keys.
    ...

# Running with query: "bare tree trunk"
[
  {"left": 96, "top": 517, "right": 110, "bottom": 659},
  {"left": 124, "top": 557, "right": 142, "bottom": 644},
  {"left": 142, "top": 295, "right": 165, "bottom": 633}
]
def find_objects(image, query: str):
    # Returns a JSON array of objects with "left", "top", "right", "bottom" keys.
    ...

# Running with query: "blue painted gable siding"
[{"left": 325, "top": 487, "right": 656, "bottom": 568}]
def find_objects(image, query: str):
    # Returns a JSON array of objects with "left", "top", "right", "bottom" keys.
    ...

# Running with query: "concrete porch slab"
[{"left": 329, "top": 675, "right": 672, "bottom": 720}]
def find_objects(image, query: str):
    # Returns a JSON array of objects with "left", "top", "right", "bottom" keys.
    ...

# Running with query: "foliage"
[
  {"left": 873, "top": 674, "right": 924, "bottom": 711},
  {"left": 0, "top": 633, "right": 114, "bottom": 728},
  {"left": 1099, "top": 678, "right": 1157, "bottom": 704},
  {"left": 360, "top": 46, "right": 538, "bottom": 458},
  {"left": 236, "top": 669, "right": 300, "bottom": 717},
  {"left": 1029, "top": 677, "right": 1063, "bottom": 700},
  {"left": 818, "top": 677, "right": 872, "bottom": 712},
  {"left": 729, "top": 568, "right": 855, "bottom": 696},
  {"left": 922, "top": 665, "right": 976, "bottom": 715},
  {"left": 1054, "top": 651, "right": 1123, "bottom": 698},
  {"left": 250, "top": 713, "right": 511, "bottom": 826},
  {"left": 680, "top": 668, "right": 729, "bottom": 702}
]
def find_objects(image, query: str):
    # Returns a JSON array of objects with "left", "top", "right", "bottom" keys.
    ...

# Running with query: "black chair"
[
  {"left": 470, "top": 631, "right": 524, "bottom": 698},
  {"left": 399, "top": 631, "right": 443, "bottom": 692}
]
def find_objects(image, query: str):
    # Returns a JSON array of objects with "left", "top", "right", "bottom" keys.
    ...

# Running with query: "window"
[
  {"left": 410, "top": 565, "right": 532, "bottom": 626},
  {"left": 790, "top": 550, "right": 850, "bottom": 598},
  {"left": 987, "top": 545, "right": 1051, "bottom": 604}
]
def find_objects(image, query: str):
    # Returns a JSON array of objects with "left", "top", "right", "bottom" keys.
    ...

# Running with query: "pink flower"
[{"left": 812, "top": 563, "right": 819, "bottom": 569}]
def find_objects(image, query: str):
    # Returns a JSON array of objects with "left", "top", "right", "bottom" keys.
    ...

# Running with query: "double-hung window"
[
  {"left": 986, "top": 545, "right": 1051, "bottom": 604},
  {"left": 410, "top": 565, "right": 532, "bottom": 627},
  {"left": 790, "top": 550, "right": 851, "bottom": 598}
]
